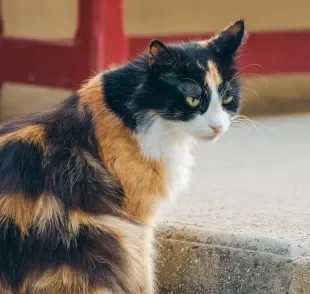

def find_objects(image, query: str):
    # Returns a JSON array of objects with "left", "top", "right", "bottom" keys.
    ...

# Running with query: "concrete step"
[{"left": 157, "top": 225, "right": 310, "bottom": 294}]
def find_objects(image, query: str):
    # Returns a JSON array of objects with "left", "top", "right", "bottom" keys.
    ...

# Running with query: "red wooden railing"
[{"left": 0, "top": 0, "right": 128, "bottom": 90}]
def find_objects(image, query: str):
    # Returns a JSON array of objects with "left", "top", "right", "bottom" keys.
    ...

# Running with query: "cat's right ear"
[
  {"left": 207, "top": 19, "right": 247, "bottom": 58},
  {"left": 148, "top": 40, "right": 177, "bottom": 71}
]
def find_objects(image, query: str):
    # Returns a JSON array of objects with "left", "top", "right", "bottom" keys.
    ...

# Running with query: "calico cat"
[{"left": 0, "top": 20, "right": 246, "bottom": 293}]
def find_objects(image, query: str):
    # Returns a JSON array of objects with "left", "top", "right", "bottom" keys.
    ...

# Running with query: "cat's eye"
[
  {"left": 222, "top": 96, "right": 233, "bottom": 105},
  {"left": 185, "top": 97, "right": 200, "bottom": 108}
]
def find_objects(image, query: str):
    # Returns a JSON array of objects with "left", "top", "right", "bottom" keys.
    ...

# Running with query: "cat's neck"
[
  {"left": 135, "top": 114, "right": 195, "bottom": 199},
  {"left": 135, "top": 114, "right": 195, "bottom": 160}
]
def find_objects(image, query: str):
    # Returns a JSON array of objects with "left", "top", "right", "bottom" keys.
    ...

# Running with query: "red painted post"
[
  {"left": 75, "top": 0, "right": 128, "bottom": 88},
  {"left": 97, "top": 0, "right": 128, "bottom": 69}
]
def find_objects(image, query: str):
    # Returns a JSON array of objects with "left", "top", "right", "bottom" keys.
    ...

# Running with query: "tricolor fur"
[{"left": 0, "top": 20, "right": 246, "bottom": 293}]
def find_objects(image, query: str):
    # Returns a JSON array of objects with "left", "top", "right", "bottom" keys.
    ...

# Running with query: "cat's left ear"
[
  {"left": 148, "top": 40, "right": 177, "bottom": 70},
  {"left": 208, "top": 19, "right": 247, "bottom": 58}
]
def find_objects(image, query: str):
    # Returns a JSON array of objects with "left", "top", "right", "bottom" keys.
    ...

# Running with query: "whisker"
[
  {"left": 240, "top": 87, "right": 260, "bottom": 102},
  {"left": 232, "top": 64, "right": 264, "bottom": 80},
  {"left": 232, "top": 121, "right": 257, "bottom": 135},
  {"left": 232, "top": 116, "right": 266, "bottom": 135},
  {"left": 233, "top": 115, "right": 282, "bottom": 137},
  {"left": 236, "top": 73, "right": 270, "bottom": 85}
]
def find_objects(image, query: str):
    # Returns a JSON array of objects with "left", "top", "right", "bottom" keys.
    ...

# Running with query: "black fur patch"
[
  {"left": 0, "top": 221, "right": 128, "bottom": 292},
  {"left": 44, "top": 94, "right": 124, "bottom": 213},
  {"left": 78, "top": 225, "right": 130, "bottom": 293},
  {"left": 45, "top": 146, "right": 124, "bottom": 213},
  {"left": 0, "top": 141, "right": 45, "bottom": 197}
]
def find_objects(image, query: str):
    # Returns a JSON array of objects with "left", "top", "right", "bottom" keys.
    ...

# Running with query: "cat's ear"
[
  {"left": 208, "top": 19, "right": 247, "bottom": 58},
  {"left": 148, "top": 40, "right": 177, "bottom": 70}
]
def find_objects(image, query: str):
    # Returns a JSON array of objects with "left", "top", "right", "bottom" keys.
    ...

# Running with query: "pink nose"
[{"left": 209, "top": 124, "right": 223, "bottom": 133}]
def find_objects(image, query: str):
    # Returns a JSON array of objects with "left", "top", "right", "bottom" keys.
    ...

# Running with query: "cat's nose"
[{"left": 209, "top": 124, "right": 223, "bottom": 133}]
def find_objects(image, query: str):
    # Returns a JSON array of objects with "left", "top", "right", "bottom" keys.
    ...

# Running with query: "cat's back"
[
  {"left": 0, "top": 90, "right": 144, "bottom": 293},
  {"left": 0, "top": 94, "right": 88, "bottom": 198}
]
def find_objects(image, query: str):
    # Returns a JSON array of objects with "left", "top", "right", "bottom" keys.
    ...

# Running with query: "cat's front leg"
[{"left": 141, "top": 228, "right": 156, "bottom": 294}]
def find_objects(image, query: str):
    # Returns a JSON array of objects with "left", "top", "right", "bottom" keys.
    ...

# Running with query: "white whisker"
[
  {"left": 232, "top": 115, "right": 282, "bottom": 137},
  {"left": 240, "top": 87, "right": 260, "bottom": 102},
  {"left": 232, "top": 64, "right": 264, "bottom": 80},
  {"left": 236, "top": 73, "right": 269, "bottom": 85}
]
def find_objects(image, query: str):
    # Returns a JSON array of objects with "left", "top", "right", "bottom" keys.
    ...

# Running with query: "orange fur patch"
[
  {"left": 205, "top": 60, "right": 222, "bottom": 88},
  {"left": 0, "top": 279, "right": 11, "bottom": 294},
  {"left": 90, "top": 289, "right": 114, "bottom": 294},
  {"left": 34, "top": 195, "right": 64, "bottom": 235},
  {"left": 78, "top": 74, "right": 167, "bottom": 224},
  {"left": 0, "top": 194, "right": 63, "bottom": 236},
  {"left": 0, "top": 125, "right": 47, "bottom": 152},
  {"left": 21, "top": 265, "right": 87, "bottom": 294},
  {"left": 149, "top": 42, "right": 162, "bottom": 66},
  {"left": 68, "top": 208, "right": 92, "bottom": 237}
]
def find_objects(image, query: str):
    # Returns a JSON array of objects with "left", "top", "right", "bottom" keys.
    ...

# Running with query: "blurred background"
[{"left": 1, "top": 1, "right": 310, "bottom": 292}]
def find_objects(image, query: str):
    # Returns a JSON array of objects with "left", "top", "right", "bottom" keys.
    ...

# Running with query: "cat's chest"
[{"left": 161, "top": 142, "right": 194, "bottom": 197}]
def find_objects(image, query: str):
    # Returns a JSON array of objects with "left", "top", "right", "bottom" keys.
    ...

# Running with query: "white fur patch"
[{"left": 136, "top": 115, "right": 195, "bottom": 198}]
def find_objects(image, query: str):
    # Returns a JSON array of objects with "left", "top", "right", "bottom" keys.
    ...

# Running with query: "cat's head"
[{"left": 137, "top": 20, "right": 247, "bottom": 141}]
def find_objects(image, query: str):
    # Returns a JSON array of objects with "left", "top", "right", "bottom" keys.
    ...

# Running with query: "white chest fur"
[{"left": 136, "top": 116, "right": 195, "bottom": 198}]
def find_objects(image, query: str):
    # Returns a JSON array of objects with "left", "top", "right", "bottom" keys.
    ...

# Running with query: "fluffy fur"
[{"left": 0, "top": 20, "right": 246, "bottom": 293}]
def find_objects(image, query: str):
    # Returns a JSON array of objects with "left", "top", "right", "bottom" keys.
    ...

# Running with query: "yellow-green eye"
[
  {"left": 186, "top": 97, "right": 200, "bottom": 108},
  {"left": 222, "top": 96, "right": 233, "bottom": 105}
]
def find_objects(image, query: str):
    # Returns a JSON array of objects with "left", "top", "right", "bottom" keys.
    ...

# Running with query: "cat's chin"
[
  {"left": 197, "top": 134, "right": 222, "bottom": 143},
  {"left": 198, "top": 135, "right": 217, "bottom": 142}
]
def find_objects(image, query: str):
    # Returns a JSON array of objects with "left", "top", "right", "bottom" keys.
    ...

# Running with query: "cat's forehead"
[
  {"left": 183, "top": 55, "right": 223, "bottom": 89},
  {"left": 197, "top": 60, "right": 222, "bottom": 89},
  {"left": 163, "top": 42, "right": 234, "bottom": 88}
]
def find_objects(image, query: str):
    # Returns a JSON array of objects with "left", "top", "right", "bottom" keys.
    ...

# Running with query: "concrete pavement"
[{"left": 157, "top": 114, "right": 310, "bottom": 293}]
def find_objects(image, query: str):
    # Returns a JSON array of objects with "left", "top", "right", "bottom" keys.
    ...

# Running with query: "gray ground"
[{"left": 162, "top": 114, "right": 310, "bottom": 256}]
